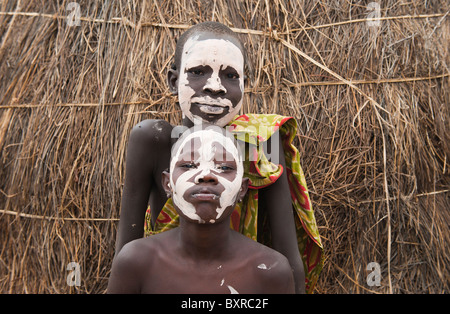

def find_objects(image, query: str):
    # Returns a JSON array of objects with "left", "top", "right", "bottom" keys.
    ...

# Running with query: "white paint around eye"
[
  {"left": 170, "top": 130, "right": 243, "bottom": 223},
  {"left": 178, "top": 36, "right": 244, "bottom": 127}
]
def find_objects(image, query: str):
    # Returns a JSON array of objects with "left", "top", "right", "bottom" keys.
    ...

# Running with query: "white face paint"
[
  {"left": 227, "top": 285, "right": 239, "bottom": 294},
  {"left": 170, "top": 129, "right": 243, "bottom": 223},
  {"left": 257, "top": 262, "right": 278, "bottom": 270},
  {"left": 178, "top": 35, "right": 245, "bottom": 127}
]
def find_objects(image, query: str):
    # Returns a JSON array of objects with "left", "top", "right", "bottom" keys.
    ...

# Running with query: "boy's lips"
[
  {"left": 191, "top": 187, "right": 220, "bottom": 201},
  {"left": 192, "top": 103, "right": 227, "bottom": 115}
]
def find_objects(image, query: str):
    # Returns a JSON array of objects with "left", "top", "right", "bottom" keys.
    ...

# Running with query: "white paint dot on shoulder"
[{"left": 257, "top": 263, "right": 267, "bottom": 270}]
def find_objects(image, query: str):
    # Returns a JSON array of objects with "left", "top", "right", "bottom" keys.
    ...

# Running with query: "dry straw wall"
[{"left": 0, "top": 0, "right": 448, "bottom": 293}]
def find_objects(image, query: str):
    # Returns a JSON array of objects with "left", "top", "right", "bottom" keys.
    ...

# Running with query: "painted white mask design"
[
  {"left": 170, "top": 129, "right": 243, "bottom": 223},
  {"left": 178, "top": 36, "right": 245, "bottom": 127}
]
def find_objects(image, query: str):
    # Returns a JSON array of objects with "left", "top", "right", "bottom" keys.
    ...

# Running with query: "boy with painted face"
[
  {"left": 108, "top": 126, "right": 295, "bottom": 294},
  {"left": 115, "top": 22, "right": 323, "bottom": 294},
  {"left": 169, "top": 127, "right": 245, "bottom": 224},
  {"left": 174, "top": 31, "right": 244, "bottom": 127}
]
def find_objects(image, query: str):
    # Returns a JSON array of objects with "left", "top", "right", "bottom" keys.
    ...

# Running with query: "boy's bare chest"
[{"left": 140, "top": 257, "right": 262, "bottom": 294}]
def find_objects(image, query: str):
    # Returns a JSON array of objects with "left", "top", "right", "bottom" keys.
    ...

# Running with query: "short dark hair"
[{"left": 172, "top": 21, "right": 245, "bottom": 71}]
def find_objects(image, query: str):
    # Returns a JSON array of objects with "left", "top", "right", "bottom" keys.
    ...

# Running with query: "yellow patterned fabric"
[{"left": 144, "top": 114, "right": 323, "bottom": 293}]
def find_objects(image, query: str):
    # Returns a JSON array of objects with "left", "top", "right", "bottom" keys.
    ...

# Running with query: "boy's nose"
[
  {"left": 195, "top": 170, "right": 219, "bottom": 184},
  {"left": 203, "top": 75, "right": 226, "bottom": 95}
]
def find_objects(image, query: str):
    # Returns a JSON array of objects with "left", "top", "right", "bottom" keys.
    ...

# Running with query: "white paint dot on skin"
[
  {"left": 227, "top": 285, "right": 239, "bottom": 294},
  {"left": 220, "top": 279, "right": 224, "bottom": 286},
  {"left": 257, "top": 261, "right": 279, "bottom": 270},
  {"left": 257, "top": 263, "right": 267, "bottom": 270}
]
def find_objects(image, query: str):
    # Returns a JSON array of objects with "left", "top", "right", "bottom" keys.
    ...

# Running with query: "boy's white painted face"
[
  {"left": 169, "top": 129, "right": 243, "bottom": 224},
  {"left": 178, "top": 34, "right": 245, "bottom": 127}
]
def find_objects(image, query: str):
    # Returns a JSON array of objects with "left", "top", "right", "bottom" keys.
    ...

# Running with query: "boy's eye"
[
  {"left": 188, "top": 69, "right": 204, "bottom": 76},
  {"left": 226, "top": 73, "right": 239, "bottom": 79},
  {"left": 216, "top": 164, "right": 234, "bottom": 171},
  {"left": 181, "top": 163, "right": 197, "bottom": 169}
]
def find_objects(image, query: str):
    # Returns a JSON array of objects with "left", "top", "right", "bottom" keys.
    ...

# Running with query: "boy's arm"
[
  {"left": 115, "top": 123, "right": 153, "bottom": 255},
  {"left": 260, "top": 130, "right": 306, "bottom": 294},
  {"left": 115, "top": 120, "right": 171, "bottom": 256}
]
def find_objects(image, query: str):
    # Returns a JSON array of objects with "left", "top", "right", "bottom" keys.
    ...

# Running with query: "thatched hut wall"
[{"left": 0, "top": 0, "right": 448, "bottom": 293}]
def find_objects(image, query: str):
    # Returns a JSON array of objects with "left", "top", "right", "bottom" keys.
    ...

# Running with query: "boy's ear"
[
  {"left": 161, "top": 170, "right": 172, "bottom": 196},
  {"left": 167, "top": 68, "right": 179, "bottom": 95},
  {"left": 238, "top": 177, "right": 249, "bottom": 201}
]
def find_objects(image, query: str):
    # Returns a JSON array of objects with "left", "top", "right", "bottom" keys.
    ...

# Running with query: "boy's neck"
[
  {"left": 181, "top": 117, "right": 218, "bottom": 129},
  {"left": 177, "top": 217, "right": 233, "bottom": 262},
  {"left": 182, "top": 117, "right": 195, "bottom": 128}
]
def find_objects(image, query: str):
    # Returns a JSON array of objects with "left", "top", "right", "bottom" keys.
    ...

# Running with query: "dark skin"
[
  {"left": 108, "top": 220, "right": 295, "bottom": 294},
  {"left": 115, "top": 30, "right": 306, "bottom": 293},
  {"left": 108, "top": 131, "right": 295, "bottom": 294}
]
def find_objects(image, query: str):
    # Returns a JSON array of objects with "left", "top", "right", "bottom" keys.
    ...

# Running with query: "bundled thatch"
[{"left": 0, "top": 0, "right": 448, "bottom": 293}]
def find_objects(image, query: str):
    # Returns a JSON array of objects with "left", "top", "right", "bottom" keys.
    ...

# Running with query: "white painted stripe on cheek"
[{"left": 172, "top": 170, "right": 204, "bottom": 223}]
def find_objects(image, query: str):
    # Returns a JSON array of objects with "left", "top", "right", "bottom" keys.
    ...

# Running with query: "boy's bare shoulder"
[
  {"left": 129, "top": 119, "right": 174, "bottom": 146},
  {"left": 107, "top": 238, "right": 150, "bottom": 293},
  {"left": 234, "top": 233, "right": 295, "bottom": 293},
  {"left": 254, "top": 248, "right": 295, "bottom": 293},
  {"left": 115, "top": 230, "right": 172, "bottom": 265},
  {"left": 108, "top": 232, "right": 173, "bottom": 293},
  {"left": 111, "top": 237, "right": 154, "bottom": 277}
]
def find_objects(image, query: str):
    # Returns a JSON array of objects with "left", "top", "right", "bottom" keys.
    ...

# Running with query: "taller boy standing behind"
[{"left": 115, "top": 21, "right": 323, "bottom": 293}]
